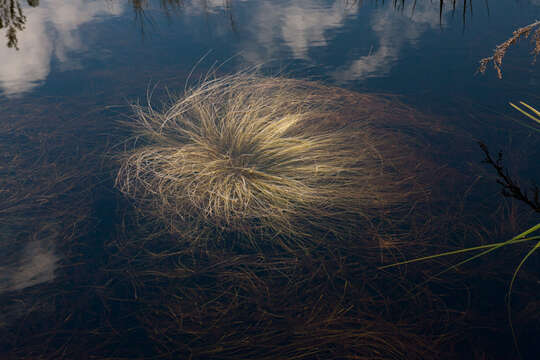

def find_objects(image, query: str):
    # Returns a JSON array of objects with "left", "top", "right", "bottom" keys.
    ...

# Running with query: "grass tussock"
[{"left": 117, "top": 73, "right": 422, "bottom": 246}]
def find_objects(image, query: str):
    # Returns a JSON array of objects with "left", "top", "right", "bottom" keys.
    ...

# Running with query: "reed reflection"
[{"left": 0, "top": 0, "right": 38, "bottom": 50}]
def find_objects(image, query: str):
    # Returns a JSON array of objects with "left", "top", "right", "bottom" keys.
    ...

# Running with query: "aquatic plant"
[
  {"left": 381, "top": 103, "right": 540, "bottom": 275},
  {"left": 380, "top": 101, "right": 540, "bottom": 356},
  {"left": 109, "top": 74, "right": 475, "bottom": 358},
  {"left": 381, "top": 102, "right": 540, "bottom": 263},
  {"left": 478, "top": 20, "right": 540, "bottom": 79},
  {"left": 116, "top": 73, "right": 420, "bottom": 247}
]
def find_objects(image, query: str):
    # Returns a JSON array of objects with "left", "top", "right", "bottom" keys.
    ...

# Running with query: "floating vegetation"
[{"left": 116, "top": 73, "right": 428, "bottom": 249}]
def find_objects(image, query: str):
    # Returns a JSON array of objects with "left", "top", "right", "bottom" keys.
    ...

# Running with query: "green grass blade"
[
  {"left": 507, "top": 239, "right": 540, "bottom": 357},
  {"left": 379, "top": 223, "right": 540, "bottom": 270},
  {"left": 378, "top": 237, "right": 534, "bottom": 269}
]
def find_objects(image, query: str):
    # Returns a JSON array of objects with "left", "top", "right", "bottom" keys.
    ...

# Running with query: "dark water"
[{"left": 1, "top": 1, "right": 540, "bottom": 359}]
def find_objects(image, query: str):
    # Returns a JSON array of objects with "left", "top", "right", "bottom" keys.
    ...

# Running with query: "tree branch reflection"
[{"left": 0, "top": 0, "right": 38, "bottom": 50}]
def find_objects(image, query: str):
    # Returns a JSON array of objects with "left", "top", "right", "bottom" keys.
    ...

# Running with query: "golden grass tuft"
[{"left": 116, "top": 73, "right": 420, "bottom": 245}]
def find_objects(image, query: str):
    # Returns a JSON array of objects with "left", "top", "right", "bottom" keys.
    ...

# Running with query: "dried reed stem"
[{"left": 478, "top": 20, "right": 540, "bottom": 79}]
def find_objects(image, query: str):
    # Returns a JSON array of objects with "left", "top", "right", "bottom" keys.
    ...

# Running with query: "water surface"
[{"left": 1, "top": 1, "right": 539, "bottom": 358}]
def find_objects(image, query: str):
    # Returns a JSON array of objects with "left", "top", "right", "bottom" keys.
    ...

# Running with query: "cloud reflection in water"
[
  {"left": 0, "top": 237, "right": 58, "bottom": 294},
  {"left": 331, "top": 2, "right": 445, "bottom": 82},
  {"left": 0, "top": 0, "right": 124, "bottom": 97},
  {"left": 187, "top": 0, "right": 449, "bottom": 83}
]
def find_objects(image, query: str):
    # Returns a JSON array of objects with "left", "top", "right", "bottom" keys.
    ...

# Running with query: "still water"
[{"left": 1, "top": 1, "right": 539, "bottom": 359}]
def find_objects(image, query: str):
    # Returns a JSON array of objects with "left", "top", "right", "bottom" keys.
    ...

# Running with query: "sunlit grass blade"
[
  {"left": 519, "top": 101, "right": 540, "bottom": 117},
  {"left": 509, "top": 102, "right": 540, "bottom": 125}
]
